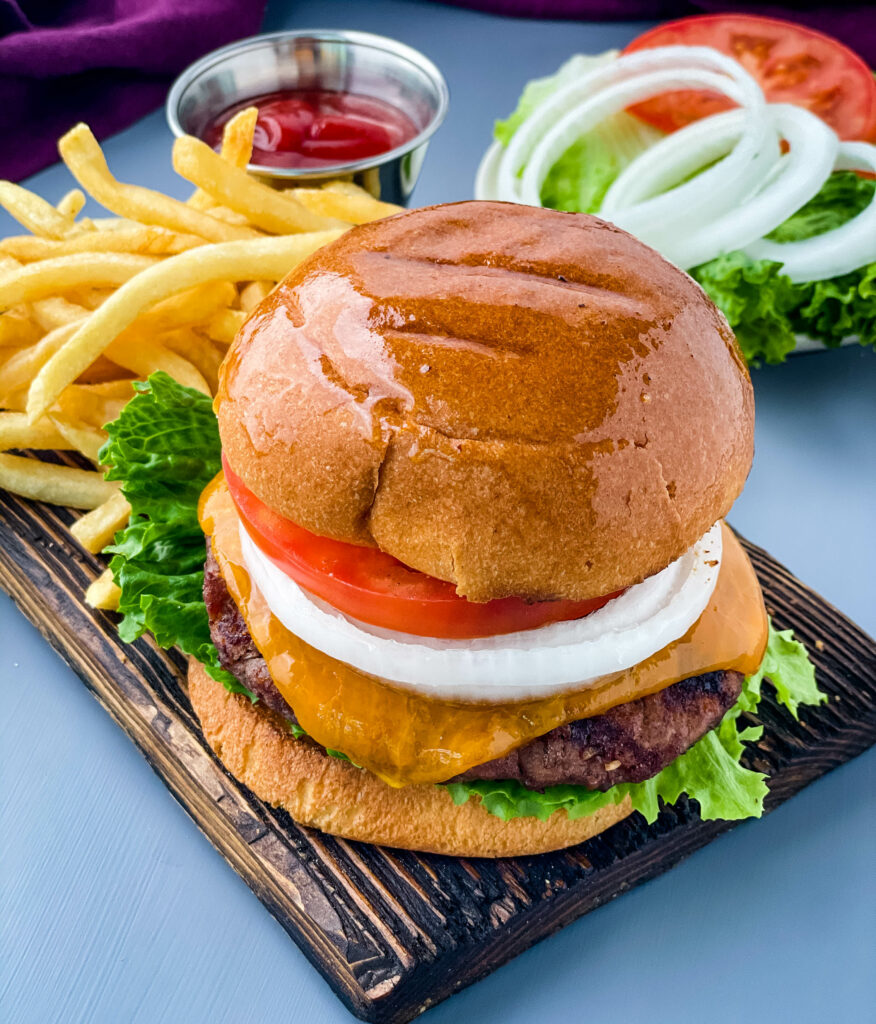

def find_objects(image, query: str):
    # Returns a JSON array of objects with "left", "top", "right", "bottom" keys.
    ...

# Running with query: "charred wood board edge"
[{"left": 1, "top": 486, "right": 875, "bottom": 1024}]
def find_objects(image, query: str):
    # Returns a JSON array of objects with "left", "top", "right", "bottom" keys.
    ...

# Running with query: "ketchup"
[{"left": 204, "top": 90, "right": 418, "bottom": 169}]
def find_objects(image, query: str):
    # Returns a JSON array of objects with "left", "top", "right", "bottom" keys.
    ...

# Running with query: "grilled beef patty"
[{"left": 204, "top": 543, "right": 742, "bottom": 790}]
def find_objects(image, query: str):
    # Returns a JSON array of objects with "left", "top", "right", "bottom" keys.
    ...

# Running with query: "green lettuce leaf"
[
  {"left": 692, "top": 251, "right": 876, "bottom": 363},
  {"left": 690, "top": 252, "right": 801, "bottom": 364},
  {"left": 99, "top": 372, "right": 253, "bottom": 699},
  {"left": 446, "top": 620, "right": 824, "bottom": 825},
  {"left": 743, "top": 623, "right": 825, "bottom": 721},
  {"left": 790, "top": 262, "right": 876, "bottom": 349},
  {"left": 690, "top": 172, "right": 876, "bottom": 363},
  {"left": 692, "top": 176, "right": 876, "bottom": 364},
  {"left": 767, "top": 171, "right": 875, "bottom": 243},
  {"left": 493, "top": 54, "right": 613, "bottom": 146},
  {"left": 541, "top": 113, "right": 662, "bottom": 214}
]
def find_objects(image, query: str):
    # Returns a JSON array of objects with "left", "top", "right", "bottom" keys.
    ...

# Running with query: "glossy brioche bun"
[
  {"left": 217, "top": 201, "right": 753, "bottom": 603},
  {"left": 189, "top": 660, "right": 632, "bottom": 857}
]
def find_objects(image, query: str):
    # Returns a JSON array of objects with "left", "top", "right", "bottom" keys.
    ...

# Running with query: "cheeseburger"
[{"left": 189, "top": 201, "right": 770, "bottom": 857}]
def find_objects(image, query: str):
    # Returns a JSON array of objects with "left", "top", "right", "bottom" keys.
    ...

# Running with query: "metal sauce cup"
[{"left": 166, "top": 29, "right": 449, "bottom": 205}]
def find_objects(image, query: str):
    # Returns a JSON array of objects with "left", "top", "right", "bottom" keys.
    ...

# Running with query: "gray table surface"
[{"left": 2, "top": 2, "right": 875, "bottom": 1022}]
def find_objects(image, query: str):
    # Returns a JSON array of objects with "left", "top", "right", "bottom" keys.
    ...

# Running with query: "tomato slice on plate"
[
  {"left": 223, "top": 457, "right": 621, "bottom": 639},
  {"left": 624, "top": 14, "right": 876, "bottom": 142}
]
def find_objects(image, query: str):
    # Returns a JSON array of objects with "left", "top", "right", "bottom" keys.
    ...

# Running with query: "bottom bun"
[{"left": 188, "top": 660, "right": 632, "bottom": 857}]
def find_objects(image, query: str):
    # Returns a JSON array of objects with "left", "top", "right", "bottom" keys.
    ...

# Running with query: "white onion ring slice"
[
  {"left": 499, "top": 46, "right": 762, "bottom": 203},
  {"left": 474, "top": 140, "right": 503, "bottom": 201},
  {"left": 239, "top": 521, "right": 723, "bottom": 702},
  {"left": 665, "top": 105, "right": 838, "bottom": 268},
  {"left": 744, "top": 140, "right": 876, "bottom": 282},
  {"left": 602, "top": 109, "right": 760, "bottom": 211},
  {"left": 520, "top": 67, "right": 768, "bottom": 236}
]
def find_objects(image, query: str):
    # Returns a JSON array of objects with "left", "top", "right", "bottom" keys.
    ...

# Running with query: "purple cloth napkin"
[
  {"left": 0, "top": 1, "right": 266, "bottom": 182},
  {"left": 441, "top": 2, "right": 876, "bottom": 66}
]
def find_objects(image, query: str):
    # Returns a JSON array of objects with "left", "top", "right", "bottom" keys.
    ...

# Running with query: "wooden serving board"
[{"left": 2, "top": 465, "right": 875, "bottom": 1024}]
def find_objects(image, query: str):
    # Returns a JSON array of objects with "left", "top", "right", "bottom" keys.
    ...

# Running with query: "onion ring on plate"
[
  {"left": 508, "top": 47, "right": 768, "bottom": 236},
  {"left": 496, "top": 48, "right": 623, "bottom": 201},
  {"left": 498, "top": 46, "right": 763, "bottom": 204},
  {"left": 627, "top": 104, "right": 837, "bottom": 268},
  {"left": 542, "top": 85, "right": 768, "bottom": 250},
  {"left": 744, "top": 140, "right": 876, "bottom": 282},
  {"left": 601, "top": 109, "right": 765, "bottom": 212},
  {"left": 239, "top": 520, "right": 723, "bottom": 702},
  {"left": 521, "top": 68, "right": 764, "bottom": 209}
]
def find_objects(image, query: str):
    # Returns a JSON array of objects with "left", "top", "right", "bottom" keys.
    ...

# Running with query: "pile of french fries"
[{"left": 0, "top": 109, "right": 399, "bottom": 610}]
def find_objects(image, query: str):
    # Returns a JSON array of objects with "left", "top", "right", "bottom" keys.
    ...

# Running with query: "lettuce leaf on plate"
[
  {"left": 540, "top": 113, "right": 663, "bottom": 214},
  {"left": 494, "top": 52, "right": 661, "bottom": 214},
  {"left": 446, "top": 622, "right": 824, "bottom": 824},
  {"left": 98, "top": 372, "right": 253, "bottom": 698},
  {"left": 767, "top": 170, "right": 875, "bottom": 242},
  {"left": 690, "top": 253, "right": 801, "bottom": 364}
]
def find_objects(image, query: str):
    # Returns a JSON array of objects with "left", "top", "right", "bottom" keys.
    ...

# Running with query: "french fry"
[
  {"left": 321, "top": 180, "right": 365, "bottom": 196},
  {"left": 0, "top": 451, "right": 119, "bottom": 508},
  {"left": 288, "top": 186, "right": 400, "bottom": 225},
  {"left": 0, "top": 389, "right": 26, "bottom": 412},
  {"left": 200, "top": 205, "right": 252, "bottom": 226},
  {"left": 85, "top": 568, "right": 121, "bottom": 610},
  {"left": 160, "top": 328, "right": 224, "bottom": 392},
  {"left": 189, "top": 107, "right": 258, "bottom": 210},
  {"left": 75, "top": 356, "right": 129, "bottom": 385},
  {"left": 73, "top": 287, "right": 115, "bottom": 310},
  {"left": 202, "top": 308, "right": 246, "bottom": 346},
  {"left": 26, "top": 230, "right": 344, "bottom": 421},
  {"left": 57, "top": 381, "right": 135, "bottom": 429},
  {"left": 30, "top": 296, "right": 89, "bottom": 331},
  {"left": 57, "top": 189, "right": 86, "bottom": 220},
  {"left": 71, "top": 490, "right": 131, "bottom": 552},
  {"left": 58, "top": 124, "right": 258, "bottom": 244},
  {"left": 75, "top": 217, "right": 135, "bottom": 232},
  {"left": 49, "top": 415, "right": 108, "bottom": 463},
  {"left": 0, "top": 307, "right": 39, "bottom": 348},
  {"left": 218, "top": 107, "right": 259, "bottom": 168},
  {"left": 0, "top": 181, "right": 76, "bottom": 238},
  {"left": 239, "top": 279, "right": 272, "bottom": 312},
  {"left": 0, "top": 252, "right": 158, "bottom": 308},
  {"left": 129, "top": 281, "right": 237, "bottom": 334},
  {"left": 0, "top": 225, "right": 205, "bottom": 261},
  {"left": 173, "top": 135, "right": 348, "bottom": 234},
  {"left": 0, "top": 322, "right": 80, "bottom": 397},
  {"left": 0, "top": 412, "right": 70, "bottom": 451},
  {"left": 106, "top": 335, "right": 210, "bottom": 395}
]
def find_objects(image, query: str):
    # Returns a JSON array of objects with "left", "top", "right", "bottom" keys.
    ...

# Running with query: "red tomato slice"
[
  {"left": 624, "top": 14, "right": 876, "bottom": 142},
  {"left": 223, "top": 457, "right": 622, "bottom": 639}
]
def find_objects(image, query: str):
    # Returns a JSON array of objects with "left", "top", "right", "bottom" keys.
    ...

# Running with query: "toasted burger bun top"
[{"left": 217, "top": 201, "right": 753, "bottom": 602}]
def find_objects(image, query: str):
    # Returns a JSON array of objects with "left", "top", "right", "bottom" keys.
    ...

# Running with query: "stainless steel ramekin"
[{"left": 166, "top": 29, "right": 449, "bottom": 205}]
